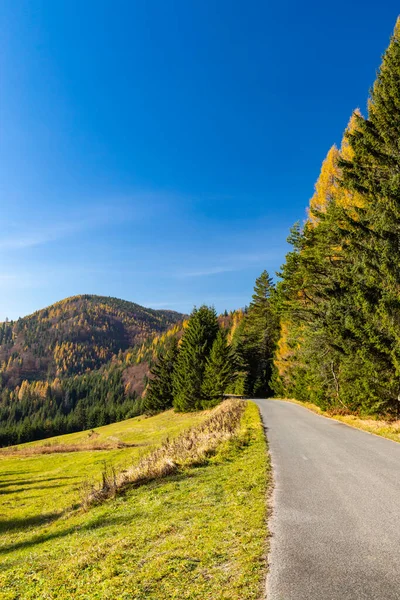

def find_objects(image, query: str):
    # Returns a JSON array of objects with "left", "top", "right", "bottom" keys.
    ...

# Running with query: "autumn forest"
[{"left": 2, "top": 20, "right": 400, "bottom": 445}]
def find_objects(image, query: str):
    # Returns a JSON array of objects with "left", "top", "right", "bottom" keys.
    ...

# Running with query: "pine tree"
[
  {"left": 173, "top": 306, "right": 219, "bottom": 411},
  {"left": 201, "top": 329, "right": 235, "bottom": 408},
  {"left": 144, "top": 338, "right": 179, "bottom": 413}
]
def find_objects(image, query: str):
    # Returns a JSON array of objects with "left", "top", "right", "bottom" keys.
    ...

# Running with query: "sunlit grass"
[
  {"left": 0, "top": 410, "right": 209, "bottom": 529},
  {"left": 0, "top": 402, "right": 269, "bottom": 600}
]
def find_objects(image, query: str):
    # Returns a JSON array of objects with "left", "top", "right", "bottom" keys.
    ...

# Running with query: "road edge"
[
  {"left": 268, "top": 397, "right": 400, "bottom": 447},
  {"left": 250, "top": 400, "right": 274, "bottom": 600}
]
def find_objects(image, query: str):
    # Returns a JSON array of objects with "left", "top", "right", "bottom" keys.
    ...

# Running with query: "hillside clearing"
[
  {"left": 0, "top": 401, "right": 269, "bottom": 600},
  {"left": 0, "top": 410, "right": 208, "bottom": 528}
]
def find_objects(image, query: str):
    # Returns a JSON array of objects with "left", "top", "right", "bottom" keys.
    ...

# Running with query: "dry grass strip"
[
  {"left": 0, "top": 439, "right": 140, "bottom": 457},
  {"left": 82, "top": 399, "right": 245, "bottom": 508}
]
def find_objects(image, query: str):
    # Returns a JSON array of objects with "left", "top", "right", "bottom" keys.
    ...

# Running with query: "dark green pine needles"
[
  {"left": 173, "top": 306, "right": 219, "bottom": 411},
  {"left": 144, "top": 338, "right": 179, "bottom": 413},
  {"left": 229, "top": 270, "right": 279, "bottom": 398},
  {"left": 202, "top": 329, "right": 235, "bottom": 408}
]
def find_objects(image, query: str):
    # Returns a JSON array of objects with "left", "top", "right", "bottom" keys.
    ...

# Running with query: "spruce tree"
[
  {"left": 337, "top": 19, "right": 400, "bottom": 411},
  {"left": 273, "top": 20, "right": 400, "bottom": 414},
  {"left": 143, "top": 338, "right": 179, "bottom": 414},
  {"left": 173, "top": 306, "right": 219, "bottom": 411},
  {"left": 201, "top": 329, "right": 235, "bottom": 408},
  {"left": 233, "top": 271, "right": 278, "bottom": 396}
]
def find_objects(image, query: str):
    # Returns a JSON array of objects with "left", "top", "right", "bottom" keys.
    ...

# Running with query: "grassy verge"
[
  {"left": 84, "top": 399, "right": 245, "bottom": 506},
  {"left": 280, "top": 397, "right": 400, "bottom": 443},
  {"left": 0, "top": 401, "right": 269, "bottom": 600}
]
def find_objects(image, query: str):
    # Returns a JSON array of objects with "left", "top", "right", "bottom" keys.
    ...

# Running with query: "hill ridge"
[
  {"left": 0, "top": 294, "right": 185, "bottom": 387},
  {"left": 5, "top": 293, "right": 181, "bottom": 323}
]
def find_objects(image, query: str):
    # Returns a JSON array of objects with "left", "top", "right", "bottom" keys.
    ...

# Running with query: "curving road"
[{"left": 255, "top": 399, "right": 400, "bottom": 600}]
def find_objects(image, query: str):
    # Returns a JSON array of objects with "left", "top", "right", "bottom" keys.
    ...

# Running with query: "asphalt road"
[{"left": 255, "top": 399, "right": 400, "bottom": 600}]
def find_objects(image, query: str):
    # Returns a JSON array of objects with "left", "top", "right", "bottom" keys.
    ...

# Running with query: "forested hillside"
[
  {"left": 0, "top": 296, "right": 184, "bottom": 445},
  {"left": 0, "top": 275, "right": 279, "bottom": 446},
  {"left": 272, "top": 20, "right": 400, "bottom": 417},
  {"left": 0, "top": 294, "right": 183, "bottom": 386}
]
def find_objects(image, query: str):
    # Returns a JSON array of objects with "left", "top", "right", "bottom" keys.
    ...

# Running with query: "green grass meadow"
[{"left": 0, "top": 402, "right": 269, "bottom": 600}]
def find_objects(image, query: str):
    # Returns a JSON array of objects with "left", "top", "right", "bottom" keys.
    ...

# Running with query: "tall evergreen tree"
[
  {"left": 273, "top": 20, "right": 400, "bottom": 415},
  {"left": 336, "top": 19, "right": 400, "bottom": 412},
  {"left": 173, "top": 306, "right": 219, "bottom": 411},
  {"left": 232, "top": 271, "right": 278, "bottom": 396},
  {"left": 143, "top": 338, "right": 179, "bottom": 414},
  {"left": 201, "top": 329, "right": 235, "bottom": 408}
]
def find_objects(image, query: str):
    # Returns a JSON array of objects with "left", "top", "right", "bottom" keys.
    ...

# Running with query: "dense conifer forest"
[
  {"left": 272, "top": 20, "right": 400, "bottom": 417},
  {"left": 144, "top": 271, "right": 278, "bottom": 414}
]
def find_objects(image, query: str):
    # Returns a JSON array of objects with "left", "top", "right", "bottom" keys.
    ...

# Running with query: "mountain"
[
  {"left": 0, "top": 295, "right": 184, "bottom": 388},
  {"left": 0, "top": 301, "right": 245, "bottom": 446}
]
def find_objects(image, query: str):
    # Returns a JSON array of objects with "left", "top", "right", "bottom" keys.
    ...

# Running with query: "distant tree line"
[{"left": 0, "top": 368, "right": 142, "bottom": 446}]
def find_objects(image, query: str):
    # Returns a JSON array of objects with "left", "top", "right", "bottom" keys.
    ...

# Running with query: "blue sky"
[{"left": 1, "top": 1, "right": 398, "bottom": 319}]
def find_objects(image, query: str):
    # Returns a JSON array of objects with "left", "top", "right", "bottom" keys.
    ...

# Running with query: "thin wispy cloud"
[
  {"left": 0, "top": 274, "right": 17, "bottom": 282},
  {"left": 176, "top": 266, "right": 238, "bottom": 278},
  {"left": 229, "top": 251, "right": 284, "bottom": 263},
  {"left": 0, "top": 272, "right": 37, "bottom": 290},
  {"left": 0, "top": 224, "right": 78, "bottom": 250},
  {"left": 174, "top": 249, "right": 284, "bottom": 279},
  {"left": 0, "top": 209, "right": 122, "bottom": 251},
  {"left": 0, "top": 191, "right": 181, "bottom": 251}
]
